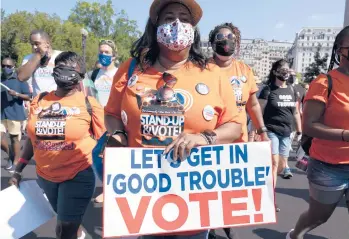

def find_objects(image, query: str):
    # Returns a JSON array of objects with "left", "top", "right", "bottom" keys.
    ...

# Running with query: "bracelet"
[
  {"left": 341, "top": 130, "right": 347, "bottom": 142},
  {"left": 18, "top": 158, "right": 29, "bottom": 165},
  {"left": 112, "top": 130, "right": 128, "bottom": 140},
  {"left": 200, "top": 133, "right": 211, "bottom": 145}
]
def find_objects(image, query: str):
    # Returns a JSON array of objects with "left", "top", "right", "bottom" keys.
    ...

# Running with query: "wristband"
[
  {"left": 256, "top": 126, "right": 268, "bottom": 135},
  {"left": 18, "top": 158, "right": 29, "bottom": 165},
  {"left": 342, "top": 130, "right": 347, "bottom": 142}
]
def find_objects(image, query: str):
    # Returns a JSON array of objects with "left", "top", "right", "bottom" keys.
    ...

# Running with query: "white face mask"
[
  {"left": 215, "top": 53, "right": 234, "bottom": 62},
  {"left": 157, "top": 19, "right": 195, "bottom": 51}
]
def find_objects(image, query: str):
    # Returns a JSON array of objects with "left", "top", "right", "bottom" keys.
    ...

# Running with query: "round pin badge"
[
  {"left": 240, "top": 76, "right": 247, "bottom": 83},
  {"left": 128, "top": 75, "right": 138, "bottom": 87},
  {"left": 195, "top": 83, "right": 209, "bottom": 95},
  {"left": 121, "top": 110, "right": 128, "bottom": 126},
  {"left": 202, "top": 105, "right": 215, "bottom": 121}
]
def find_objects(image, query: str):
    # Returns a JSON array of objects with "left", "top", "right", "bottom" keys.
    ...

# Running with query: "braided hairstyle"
[
  {"left": 208, "top": 22, "right": 241, "bottom": 57},
  {"left": 328, "top": 26, "right": 349, "bottom": 71}
]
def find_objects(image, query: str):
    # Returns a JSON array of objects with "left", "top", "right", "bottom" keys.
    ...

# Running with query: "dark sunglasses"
[
  {"left": 2, "top": 65, "right": 14, "bottom": 69},
  {"left": 157, "top": 72, "right": 178, "bottom": 102},
  {"left": 215, "top": 33, "right": 235, "bottom": 41}
]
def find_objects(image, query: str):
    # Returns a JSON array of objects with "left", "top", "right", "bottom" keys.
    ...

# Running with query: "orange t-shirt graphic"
[
  {"left": 304, "top": 70, "right": 349, "bottom": 164},
  {"left": 27, "top": 91, "right": 105, "bottom": 182},
  {"left": 105, "top": 59, "right": 240, "bottom": 148},
  {"left": 219, "top": 60, "right": 258, "bottom": 142}
]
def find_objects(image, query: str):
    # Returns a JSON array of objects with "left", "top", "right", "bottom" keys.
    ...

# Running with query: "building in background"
[
  {"left": 345, "top": 0, "right": 349, "bottom": 27},
  {"left": 287, "top": 27, "right": 342, "bottom": 74},
  {"left": 240, "top": 39, "right": 292, "bottom": 79},
  {"left": 201, "top": 38, "right": 292, "bottom": 80}
]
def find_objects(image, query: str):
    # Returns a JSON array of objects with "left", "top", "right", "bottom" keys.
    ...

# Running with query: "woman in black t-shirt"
[{"left": 258, "top": 59, "right": 302, "bottom": 211}]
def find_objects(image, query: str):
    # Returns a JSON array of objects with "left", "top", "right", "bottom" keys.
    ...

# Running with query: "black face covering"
[
  {"left": 52, "top": 65, "right": 83, "bottom": 90},
  {"left": 288, "top": 75, "right": 295, "bottom": 84},
  {"left": 214, "top": 40, "right": 236, "bottom": 56}
]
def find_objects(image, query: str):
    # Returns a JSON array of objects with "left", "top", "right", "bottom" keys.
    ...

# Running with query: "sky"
[{"left": 1, "top": 0, "right": 346, "bottom": 41}]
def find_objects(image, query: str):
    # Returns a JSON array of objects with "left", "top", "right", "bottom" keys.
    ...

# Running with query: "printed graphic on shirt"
[
  {"left": 230, "top": 76, "right": 247, "bottom": 112},
  {"left": 34, "top": 102, "right": 80, "bottom": 141},
  {"left": 277, "top": 94, "right": 296, "bottom": 107},
  {"left": 136, "top": 88, "right": 193, "bottom": 146}
]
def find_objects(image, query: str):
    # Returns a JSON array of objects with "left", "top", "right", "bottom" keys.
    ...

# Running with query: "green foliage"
[
  {"left": 304, "top": 45, "right": 329, "bottom": 83},
  {"left": 1, "top": 1, "right": 141, "bottom": 69}
]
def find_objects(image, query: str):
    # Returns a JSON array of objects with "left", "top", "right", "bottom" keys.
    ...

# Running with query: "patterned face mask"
[{"left": 157, "top": 19, "right": 195, "bottom": 51}]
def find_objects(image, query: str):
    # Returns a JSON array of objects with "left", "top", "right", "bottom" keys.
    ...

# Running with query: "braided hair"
[
  {"left": 328, "top": 26, "right": 349, "bottom": 71},
  {"left": 208, "top": 23, "right": 241, "bottom": 57}
]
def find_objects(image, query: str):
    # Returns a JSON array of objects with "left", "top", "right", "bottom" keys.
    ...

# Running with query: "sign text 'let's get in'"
[{"left": 103, "top": 142, "right": 276, "bottom": 238}]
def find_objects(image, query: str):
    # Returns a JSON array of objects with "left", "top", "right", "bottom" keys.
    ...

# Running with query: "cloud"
[
  {"left": 308, "top": 14, "right": 322, "bottom": 21},
  {"left": 274, "top": 22, "right": 285, "bottom": 29}
]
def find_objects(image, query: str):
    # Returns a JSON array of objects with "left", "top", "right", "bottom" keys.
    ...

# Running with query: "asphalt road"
[{"left": 1, "top": 141, "right": 348, "bottom": 239}]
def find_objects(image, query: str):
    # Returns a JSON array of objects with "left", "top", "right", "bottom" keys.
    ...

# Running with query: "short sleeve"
[
  {"left": 21, "top": 54, "right": 32, "bottom": 66},
  {"left": 247, "top": 67, "right": 258, "bottom": 95},
  {"left": 304, "top": 74, "right": 330, "bottom": 105},
  {"left": 258, "top": 86, "right": 270, "bottom": 100},
  {"left": 20, "top": 81, "right": 31, "bottom": 96},
  {"left": 104, "top": 58, "right": 133, "bottom": 119},
  {"left": 88, "top": 96, "right": 106, "bottom": 140},
  {"left": 216, "top": 71, "right": 240, "bottom": 127}
]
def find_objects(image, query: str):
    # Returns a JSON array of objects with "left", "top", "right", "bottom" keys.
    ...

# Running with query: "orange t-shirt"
[
  {"left": 27, "top": 91, "right": 105, "bottom": 182},
  {"left": 105, "top": 59, "right": 240, "bottom": 148},
  {"left": 105, "top": 59, "right": 240, "bottom": 236},
  {"left": 218, "top": 60, "right": 258, "bottom": 142},
  {"left": 304, "top": 70, "right": 349, "bottom": 164}
]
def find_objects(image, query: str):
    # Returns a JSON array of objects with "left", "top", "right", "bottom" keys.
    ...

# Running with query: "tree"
[
  {"left": 304, "top": 45, "right": 329, "bottom": 83},
  {"left": 68, "top": 1, "right": 141, "bottom": 62},
  {"left": 1, "top": 2, "right": 140, "bottom": 68},
  {"left": 69, "top": 0, "right": 115, "bottom": 38}
]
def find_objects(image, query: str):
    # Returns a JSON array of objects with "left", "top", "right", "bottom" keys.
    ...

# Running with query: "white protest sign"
[
  {"left": 103, "top": 142, "right": 276, "bottom": 238},
  {"left": 0, "top": 82, "right": 11, "bottom": 91},
  {"left": 0, "top": 180, "right": 55, "bottom": 239}
]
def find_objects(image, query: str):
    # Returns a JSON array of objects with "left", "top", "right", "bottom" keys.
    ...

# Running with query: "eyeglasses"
[
  {"left": 215, "top": 33, "right": 235, "bottom": 41},
  {"left": 156, "top": 72, "right": 178, "bottom": 102},
  {"left": 2, "top": 65, "right": 14, "bottom": 69}
]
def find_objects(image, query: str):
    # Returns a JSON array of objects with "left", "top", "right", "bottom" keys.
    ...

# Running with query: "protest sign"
[
  {"left": 103, "top": 142, "right": 275, "bottom": 238},
  {"left": 0, "top": 180, "right": 55, "bottom": 239}
]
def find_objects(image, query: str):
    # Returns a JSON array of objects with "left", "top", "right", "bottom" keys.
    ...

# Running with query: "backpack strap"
[
  {"left": 127, "top": 58, "right": 137, "bottom": 81},
  {"left": 91, "top": 69, "right": 100, "bottom": 82},
  {"left": 326, "top": 74, "right": 333, "bottom": 98},
  {"left": 84, "top": 96, "right": 92, "bottom": 116}
]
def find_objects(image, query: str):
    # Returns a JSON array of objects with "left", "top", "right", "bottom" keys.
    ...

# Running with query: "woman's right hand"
[{"left": 9, "top": 172, "right": 22, "bottom": 188}]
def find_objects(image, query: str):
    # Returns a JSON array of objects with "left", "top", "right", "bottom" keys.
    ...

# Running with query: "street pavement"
[{"left": 1, "top": 141, "right": 348, "bottom": 239}]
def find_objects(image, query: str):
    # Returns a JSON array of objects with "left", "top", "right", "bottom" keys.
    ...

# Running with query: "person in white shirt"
[
  {"left": 93, "top": 40, "right": 118, "bottom": 204},
  {"left": 92, "top": 40, "right": 118, "bottom": 107},
  {"left": 17, "top": 30, "right": 62, "bottom": 96}
]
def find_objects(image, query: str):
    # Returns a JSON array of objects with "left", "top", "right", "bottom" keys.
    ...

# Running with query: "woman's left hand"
[{"left": 164, "top": 133, "right": 208, "bottom": 161}]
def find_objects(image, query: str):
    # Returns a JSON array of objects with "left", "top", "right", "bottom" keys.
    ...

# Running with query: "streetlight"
[{"left": 80, "top": 28, "right": 88, "bottom": 72}]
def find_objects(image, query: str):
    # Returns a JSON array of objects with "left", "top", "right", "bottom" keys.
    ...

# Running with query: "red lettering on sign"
[
  {"left": 189, "top": 192, "right": 218, "bottom": 227},
  {"left": 222, "top": 190, "right": 250, "bottom": 225},
  {"left": 152, "top": 194, "right": 189, "bottom": 231},
  {"left": 115, "top": 196, "right": 151, "bottom": 233}
]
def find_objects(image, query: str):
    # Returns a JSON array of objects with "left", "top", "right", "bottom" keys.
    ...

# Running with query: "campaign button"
[{"left": 202, "top": 105, "right": 215, "bottom": 121}]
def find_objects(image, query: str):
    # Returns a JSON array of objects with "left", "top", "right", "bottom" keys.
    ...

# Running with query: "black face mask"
[
  {"left": 288, "top": 75, "right": 295, "bottom": 84},
  {"left": 52, "top": 65, "right": 84, "bottom": 90},
  {"left": 213, "top": 40, "right": 236, "bottom": 56}
]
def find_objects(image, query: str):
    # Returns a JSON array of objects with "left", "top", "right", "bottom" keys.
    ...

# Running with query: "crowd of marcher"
[{"left": 1, "top": 0, "right": 348, "bottom": 239}]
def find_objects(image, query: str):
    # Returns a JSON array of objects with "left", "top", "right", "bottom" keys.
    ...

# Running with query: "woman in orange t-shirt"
[
  {"left": 287, "top": 26, "right": 349, "bottom": 239},
  {"left": 208, "top": 23, "right": 268, "bottom": 143},
  {"left": 9, "top": 52, "right": 105, "bottom": 239},
  {"left": 207, "top": 22, "right": 269, "bottom": 239},
  {"left": 104, "top": 0, "right": 241, "bottom": 238}
]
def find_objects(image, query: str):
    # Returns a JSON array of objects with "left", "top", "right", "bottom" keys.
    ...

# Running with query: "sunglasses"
[
  {"left": 2, "top": 65, "right": 14, "bottom": 69},
  {"left": 215, "top": 33, "right": 235, "bottom": 41},
  {"left": 156, "top": 72, "right": 178, "bottom": 102}
]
